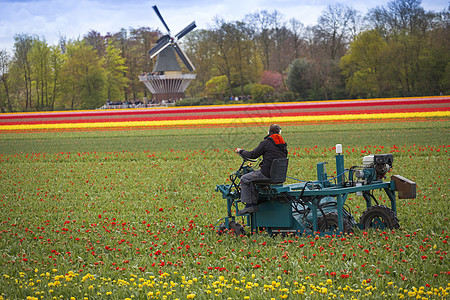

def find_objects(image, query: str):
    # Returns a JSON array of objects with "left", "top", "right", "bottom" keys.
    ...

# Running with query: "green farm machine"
[{"left": 216, "top": 144, "right": 416, "bottom": 236}]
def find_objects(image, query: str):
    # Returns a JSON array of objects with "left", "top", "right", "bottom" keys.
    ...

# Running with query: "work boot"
[{"left": 238, "top": 203, "right": 258, "bottom": 215}]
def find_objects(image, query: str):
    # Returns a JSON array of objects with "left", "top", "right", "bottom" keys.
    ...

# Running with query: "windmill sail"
[
  {"left": 149, "top": 36, "right": 171, "bottom": 58},
  {"left": 152, "top": 5, "right": 171, "bottom": 33},
  {"left": 175, "top": 21, "right": 197, "bottom": 40},
  {"left": 173, "top": 43, "right": 195, "bottom": 71}
]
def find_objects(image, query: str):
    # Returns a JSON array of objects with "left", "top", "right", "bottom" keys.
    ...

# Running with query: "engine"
[{"left": 353, "top": 154, "right": 393, "bottom": 183}]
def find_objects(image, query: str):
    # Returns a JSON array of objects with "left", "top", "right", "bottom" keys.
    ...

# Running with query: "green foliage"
[
  {"left": 62, "top": 41, "right": 107, "bottom": 110},
  {"left": 205, "top": 19, "right": 262, "bottom": 96},
  {"left": 275, "top": 91, "right": 296, "bottom": 102},
  {"left": 341, "top": 23, "right": 450, "bottom": 97},
  {"left": 105, "top": 42, "right": 128, "bottom": 101},
  {"left": 204, "top": 75, "right": 228, "bottom": 98},
  {"left": 441, "top": 63, "right": 450, "bottom": 94},
  {"left": 242, "top": 83, "right": 255, "bottom": 96},
  {"left": 80, "top": 71, "right": 107, "bottom": 109},
  {"left": 174, "top": 97, "right": 225, "bottom": 106},
  {"left": 48, "top": 45, "right": 64, "bottom": 110},
  {"left": 340, "top": 30, "right": 387, "bottom": 98},
  {"left": 2, "top": 29, "right": 153, "bottom": 112},
  {"left": 231, "top": 84, "right": 254, "bottom": 100},
  {"left": 251, "top": 83, "right": 274, "bottom": 102},
  {"left": 286, "top": 58, "right": 310, "bottom": 99},
  {"left": 29, "top": 39, "right": 50, "bottom": 110}
]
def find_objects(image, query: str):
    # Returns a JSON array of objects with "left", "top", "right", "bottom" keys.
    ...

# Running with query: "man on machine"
[{"left": 235, "top": 124, "right": 288, "bottom": 214}]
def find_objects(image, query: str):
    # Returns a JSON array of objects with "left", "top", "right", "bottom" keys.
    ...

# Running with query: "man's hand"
[{"left": 235, "top": 148, "right": 242, "bottom": 153}]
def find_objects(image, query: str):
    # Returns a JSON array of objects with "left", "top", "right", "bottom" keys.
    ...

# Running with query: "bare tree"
[
  {"left": 183, "top": 29, "right": 216, "bottom": 96},
  {"left": 0, "top": 50, "right": 13, "bottom": 112},
  {"left": 288, "top": 18, "right": 306, "bottom": 59},
  {"left": 128, "top": 27, "right": 158, "bottom": 99},
  {"left": 246, "top": 10, "right": 284, "bottom": 70},
  {"left": 13, "top": 34, "right": 34, "bottom": 110},
  {"left": 84, "top": 30, "right": 106, "bottom": 57},
  {"left": 271, "top": 26, "right": 292, "bottom": 91},
  {"left": 368, "top": 0, "right": 436, "bottom": 37},
  {"left": 315, "top": 3, "right": 360, "bottom": 60}
]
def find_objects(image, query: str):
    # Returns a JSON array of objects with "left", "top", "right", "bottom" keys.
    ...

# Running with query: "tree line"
[
  {"left": 0, "top": 28, "right": 156, "bottom": 112},
  {"left": 0, "top": 0, "right": 448, "bottom": 112}
]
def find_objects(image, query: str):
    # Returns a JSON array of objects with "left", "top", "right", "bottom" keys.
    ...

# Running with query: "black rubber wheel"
[
  {"left": 317, "top": 212, "right": 354, "bottom": 234},
  {"left": 359, "top": 205, "right": 399, "bottom": 230},
  {"left": 229, "top": 221, "right": 246, "bottom": 236},
  {"left": 217, "top": 221, "right": 245, "bottom": 236},
  {"left": 217, "top": 223, "right": 227, "bottom": 235}
]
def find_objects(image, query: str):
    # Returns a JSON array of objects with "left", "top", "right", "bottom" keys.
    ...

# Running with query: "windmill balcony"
[{"left": 139, "top": 73, "right": 196, "bottom": 80}]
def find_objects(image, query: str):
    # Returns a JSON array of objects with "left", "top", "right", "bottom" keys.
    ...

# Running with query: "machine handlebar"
[{"left": 238, "top": 152, "right": 257, "bottom": 163}]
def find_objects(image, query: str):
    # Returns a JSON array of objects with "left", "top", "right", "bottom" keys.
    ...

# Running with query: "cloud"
[
  {"left": 0, "top": 0, "right": 447, "bottom": 52},
  {"left": 0, "top": 0, "right": 328, "bottom": 51}
]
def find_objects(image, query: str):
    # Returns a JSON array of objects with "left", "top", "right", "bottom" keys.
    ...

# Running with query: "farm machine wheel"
[
  {"left": 360, "top": 205, "right": 399, "bottom": 230},
  {"left": 317, "top": 212, "right": 354, "bottom": 234},
  {"left": 217, "top": 221, "right": 246, "bottom": 236},
  {"left": 217, "top": 223, "right": 227, "bottom": 235},
  {"left": 229, "top": 221, "right": 246, "bottom": 236}
]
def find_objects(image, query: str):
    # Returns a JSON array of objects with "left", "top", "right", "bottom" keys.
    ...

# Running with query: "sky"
[{"left": 0, "top": 0, "right": 447, "bottom": 53}]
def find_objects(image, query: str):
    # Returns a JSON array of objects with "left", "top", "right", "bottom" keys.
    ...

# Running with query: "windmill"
[{"left": 139, "top": 5, "right": 197, "bottom": 103}]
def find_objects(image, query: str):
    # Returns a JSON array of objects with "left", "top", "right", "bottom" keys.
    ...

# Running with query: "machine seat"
[{"left": 254, "top": 158, "right": 289, "bottom": 185}]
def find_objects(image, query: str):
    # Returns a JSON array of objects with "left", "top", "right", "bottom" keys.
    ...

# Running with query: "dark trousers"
[{"left": 240, "top": 169, "right": 268, "bottom": 204}]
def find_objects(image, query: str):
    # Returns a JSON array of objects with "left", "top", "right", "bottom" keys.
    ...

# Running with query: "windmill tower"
[{"left": 139, "top": 6, "right": 196, "bottom": 102}]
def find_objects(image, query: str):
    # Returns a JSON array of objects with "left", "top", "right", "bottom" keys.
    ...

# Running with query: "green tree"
[
  {"left": 204, "top": 75, "right": 228, "bottom": 99},
  {"left": 340, "top": 30, "right": 387, "bottom": 97},
  {"left": 367, "top": 0, "right": 443, "bottom": 96},
  {"left": 271, "top": 26, "right": 291, "bottom": 92},
  {"left": 286, "top": 58, "right": 310, "bottom": 99},
  {"left": 209, "top": 19, "right": 263, "bottom": 97},
  {"left": 415, "top": 16, "right": 449, "bottom": 95},
  {"left": 80, "top": 70, "right": 106, "bottom": 109},
  {"left": 105, "top": 42, "right": 128, "bottom": 101},
  {"left": 229, "top": 21, "right": 262, "bottom": 96},
  {"left": 84, "top": 30, "right": 106, "bottom": 57},
  {"left": 61, "top": 40, "right": 106, "bottom": 110},
  {"left": 48, "top": 45, "right": 64, "bottom": 110},
  {"left": 209, "top": 19, "right": 236, "bottom": 97},
  {"left": 30, "top": 38, "right": 50, "bottom": 110},
  {"left": 251, "top": 84, "right": 274, "bottom": 102}
]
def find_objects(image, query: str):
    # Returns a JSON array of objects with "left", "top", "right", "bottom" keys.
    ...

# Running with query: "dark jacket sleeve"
[{"left": 239, "top": 140, "right": 267, "bottom": 159}]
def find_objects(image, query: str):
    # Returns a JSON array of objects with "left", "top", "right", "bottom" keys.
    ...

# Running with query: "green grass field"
[{"left": 0, "top": 120, "right": 449, "bottom": 299}]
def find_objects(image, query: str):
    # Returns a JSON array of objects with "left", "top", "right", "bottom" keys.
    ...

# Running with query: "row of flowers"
[
  {"left": 4, "top": 269, "right": 450, "bottom": 299},
  {"left": 0, "top": 110, "right": 449, "bottom": 131},
  {"left": 1, "top": 96, "right": 448, "bottom": 120},
  {"left": 1, "top": 107, "right": 448, "bottom": 125}
]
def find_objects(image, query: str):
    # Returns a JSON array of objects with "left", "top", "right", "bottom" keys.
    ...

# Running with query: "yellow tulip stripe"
[
  {"left": 4, "top": 270, "right": 449, "bottom": 300},
  {"left": 1, "top": 110, "right": 449, "bottom": 131}
]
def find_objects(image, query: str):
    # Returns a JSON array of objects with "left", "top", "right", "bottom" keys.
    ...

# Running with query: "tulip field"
[{"left": 0, "top": 97, "right": 449, "bottom": 299}]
